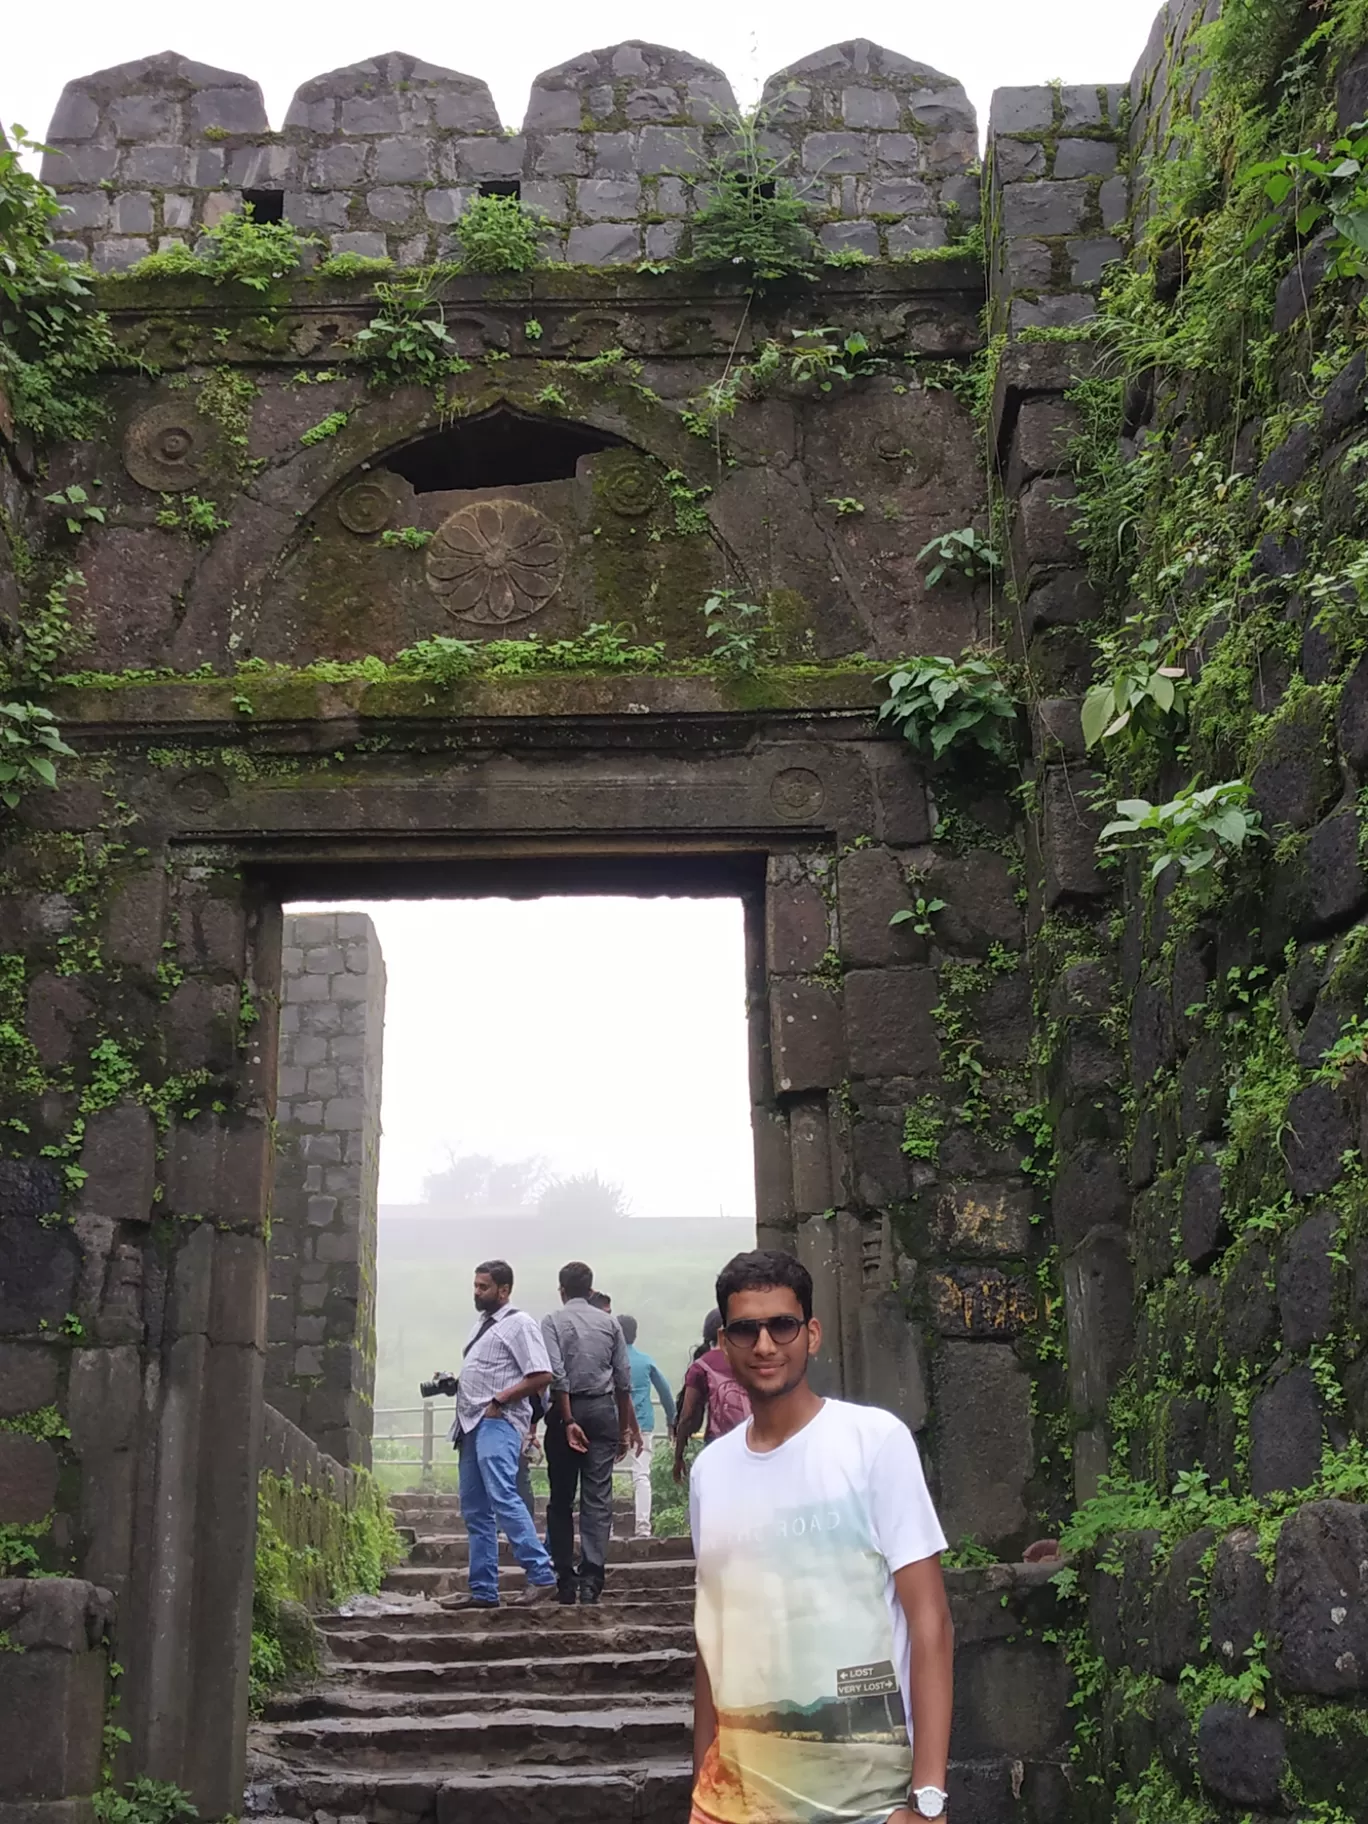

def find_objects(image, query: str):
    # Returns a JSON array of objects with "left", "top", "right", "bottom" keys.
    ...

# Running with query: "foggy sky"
[
  {"left": 7, "top": 1, "right": 1164, "bottom": 155},
  {"left": 290, "top": 897, "right": 756, "bottom": 1221}
]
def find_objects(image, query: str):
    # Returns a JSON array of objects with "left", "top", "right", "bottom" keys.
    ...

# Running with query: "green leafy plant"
[
  {"left": 0, "top": 120, "right": 116, "bottom": 440},
  {"left": 890, "top": 896, "right": 946, "bottom": 937},
  {"left": 1243, "top": 124, "right": 1368, "bottom": 281},
  {"left": 93, "top": 1780, "right": 197, "bottom": 1824},
  {"left": 44, "top": 483, "right": 105, "bottom": 535},
  {"left": 901, "top": 1098, "right": 944, "bottom": 1163},
  {"left": 878, "top": 656, "right": 1017, "bottom": 762},
  {"left": 130, "top": 205, "right": 317, "bottom": 290},
  {"left": 1082, "top": 632, "right": 1189, "bottom": 749},
  {"left": 916, "top": 527, "right": 1002, "bottom": 588},
  {"left": 826, "top": 496, "right": 865, "bottom": 516},
  {"left": 351, "top": 278, "right": 470, "bottom": 388},
  {"left": 298, "top": 410, "right": 349, "bottom": 446},
  {"left": 703, "top": 591, "right": 772, "bottom": 674},
  {"left": 0, "top": 1519, "right": 48, "bottom": 1575},
  {"left": 686, "top": 110, "right": 817, "bottom": 284},
  {"left": 450, "top": 193, "right": 544, "bottom": 274},
  {"left": 1099, "top": 779, "right": 1261, "bottom": 894},
  {"left": 154, "top": 495, "right": 228, "bottom": 541},
  {"left": 0, "top": 700, "right": 75, "bottom": 807},
  {"left": 787, "top": 327, "right": 888, "bottom": 388},
  {"left": 1317, "top": 1015, "right": 1368, "bottom": 1080},
  {"left": 379, "top": 526, "right": 433, "bottom": 550}
]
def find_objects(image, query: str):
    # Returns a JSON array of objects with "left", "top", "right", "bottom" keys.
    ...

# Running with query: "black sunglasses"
[{"left": 723, "top": 1315, "right": 808, "bottom": 1348}]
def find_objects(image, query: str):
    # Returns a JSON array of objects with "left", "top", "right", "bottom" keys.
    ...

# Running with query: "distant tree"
[
  {"left": 537, "top": 1171, "right": 632, "bottom": 1227},
  {"left": 421, "top": 1151, "right": 550, "bottom": 1212}
]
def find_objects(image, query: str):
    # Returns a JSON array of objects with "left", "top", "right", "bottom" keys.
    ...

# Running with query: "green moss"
[{"left": 251, "top": 1468, "right": 404, "bottom": 1708}]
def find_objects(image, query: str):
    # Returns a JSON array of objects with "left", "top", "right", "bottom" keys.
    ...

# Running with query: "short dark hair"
[
  {"left": 588, "top": 1290, "right": 611, "bottom": 1311},
  {"left": 559, "top": 1260, "right": 594, "bottom": 1299},
  {"left": 619, "top": 1314, "right": 638, "bottom": 1344},
  {"left": 716, "top": 1250, "right": 813, "bottom": 1323},
  {"left": 475, "top": 1259, "right": 513, "bottom": 1291}
]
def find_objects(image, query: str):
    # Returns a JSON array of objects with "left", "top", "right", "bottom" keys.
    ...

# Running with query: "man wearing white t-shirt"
[{"left": 688, "top": 1250, "right": 954, "bottom": 1824}]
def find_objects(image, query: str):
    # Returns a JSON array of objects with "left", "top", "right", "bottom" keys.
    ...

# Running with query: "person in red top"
[{"left": 673, "top": 1308, "right": 752, "bottom": 1482}]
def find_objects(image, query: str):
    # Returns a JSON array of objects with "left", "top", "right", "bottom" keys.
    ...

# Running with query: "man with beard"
[
  {"left": 688, "top": 1250, "right": 954, "bottom": 1824},
  {"left": 439, "top": 1259, "right": 559, "bottom": 1611}
]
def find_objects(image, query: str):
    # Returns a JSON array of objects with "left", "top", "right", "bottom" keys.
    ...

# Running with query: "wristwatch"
[{"left": 911, "top": 1786, "right": 949, "bottom": 1819}]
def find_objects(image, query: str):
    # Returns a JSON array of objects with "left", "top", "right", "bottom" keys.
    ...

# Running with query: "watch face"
[{"left": 916, "top": 1790, "right": 947, "bottom": 1818}]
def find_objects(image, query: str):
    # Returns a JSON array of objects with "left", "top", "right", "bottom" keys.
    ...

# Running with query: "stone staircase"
[{"left": 244, "top": 1490, "right": 695, "bottom": 1824}]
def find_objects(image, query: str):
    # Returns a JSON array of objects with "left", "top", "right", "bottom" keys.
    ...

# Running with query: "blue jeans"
[{"left": 458, "top": 1417, "right": 556, "bottom": 1603}]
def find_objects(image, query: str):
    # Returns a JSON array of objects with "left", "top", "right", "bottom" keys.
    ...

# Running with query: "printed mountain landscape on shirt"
[{"left": 691, "top": 1490, "right": 913, "bottom": 1824}]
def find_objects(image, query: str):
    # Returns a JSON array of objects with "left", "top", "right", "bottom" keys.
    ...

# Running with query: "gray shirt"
[{"left": 541, "top": 1299, "right": 631, "bottom": 1399}]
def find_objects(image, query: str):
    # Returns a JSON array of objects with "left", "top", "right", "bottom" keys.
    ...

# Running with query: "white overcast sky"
[
  {"left": 5, "top": 0, "right": 1163, "bottom": 147},
  {"left": 292, "top": 898, "right": 756, "bottom": 1220}
]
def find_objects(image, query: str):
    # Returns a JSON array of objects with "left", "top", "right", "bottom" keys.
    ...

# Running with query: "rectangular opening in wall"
[
  {"left": 242, "top": 188, "right": 285, "bottom": 222},
  {"left": 269, "top": 888, "right": 757, "bottom": 1489},
  {"left": 477, "top": 179, "right": 522, "bottom": 200}
]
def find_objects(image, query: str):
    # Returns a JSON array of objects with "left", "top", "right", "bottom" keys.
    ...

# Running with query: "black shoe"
[
  {"left": 557, "top": 1581, "right": 578, "bottom": 1606},
  {"left": 579, "top": 1584, "right": 602, "bottom": 1606}
]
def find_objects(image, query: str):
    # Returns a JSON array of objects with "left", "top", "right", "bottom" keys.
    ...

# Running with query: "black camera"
[{"left": 420, "top": 1371, "right": 459, "bottom": 1399}]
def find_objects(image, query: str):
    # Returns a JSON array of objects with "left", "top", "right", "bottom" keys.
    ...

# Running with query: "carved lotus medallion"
[
  {"left": 425, "top": 498, "right": 566, "bottom": 625},
  {"left": 123, "top": 403, "right": 217, "bottom": 492}
]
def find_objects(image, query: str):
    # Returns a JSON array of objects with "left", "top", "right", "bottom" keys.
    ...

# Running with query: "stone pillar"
[
  {"left": 0, "top": 1579, "right": 113, "bottom": 1824},
  {"left": 267, "top": 913, "right": 386, "bottom": 1469}
]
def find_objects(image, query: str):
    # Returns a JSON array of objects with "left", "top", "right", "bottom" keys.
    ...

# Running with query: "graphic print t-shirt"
[{"left": 689, "top": 1399, "right": 947, "bottom": 1824}]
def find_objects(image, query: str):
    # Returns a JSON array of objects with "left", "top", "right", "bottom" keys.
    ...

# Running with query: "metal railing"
[
  {"left": 373, "top": 1397, "right": 672, "bottom": 1491},
  {"left": 374, "top": 1402, "right": 440, "bottom": 1485}
]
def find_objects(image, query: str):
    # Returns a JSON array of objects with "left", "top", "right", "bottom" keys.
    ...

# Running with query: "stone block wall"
[
  {"left": 984, "top": 82, "right": 1128, "bottom": 337},
  {"left": 267, "top": 914, "right": 386, "bottom": 1469},
  {"left": 0, "top": 1578, "right": 113, "bottom": 1824},
  {"left": 1089, "top": 1501, "right": 1368, "bottom": 1810},
  {"left": 40, "top": 37, "right": 978, "bottom": 269}
]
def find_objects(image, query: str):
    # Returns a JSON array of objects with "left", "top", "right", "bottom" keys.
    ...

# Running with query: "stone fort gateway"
[{"left": 4, "top": 2, "right": 1368, "bottom": 1821}]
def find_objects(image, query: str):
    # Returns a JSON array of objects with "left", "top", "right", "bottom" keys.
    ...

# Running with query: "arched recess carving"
[{"left": 242, "top": 403, "right": 744, "bottom": 664}]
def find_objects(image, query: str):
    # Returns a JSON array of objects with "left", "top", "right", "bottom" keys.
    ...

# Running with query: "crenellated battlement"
[{"left": 39, "top": 39, "right": 981, "bottom": 270}]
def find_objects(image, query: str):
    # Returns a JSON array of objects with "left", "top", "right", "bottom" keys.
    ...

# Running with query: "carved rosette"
[
  {"left": 123, "top": 404, "right": 218, "bottom": 492},
  {"left": 425, "top": 498, "right": 566, "bottom": 625},
  {"left": 598, "top": 460, "right": 659, "bottom": 517}
]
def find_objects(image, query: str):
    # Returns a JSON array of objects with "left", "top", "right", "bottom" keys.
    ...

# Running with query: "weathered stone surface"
[
  {"left": 1284, "top": 1082, "right": 1352, "bottom": 1197},
  {"left": 1153, "top": 1528, "right": 1216, "bottom": 1679},
  {"left": 836, "top": 847, "right": 924, "bottom": 968},
  {"left": 771, "top": 979, "right": 844, "bottom": 1094},
  {"left": 766, "top": 877, "right": 830, "bottom": 975},
  {"left": 1277, "top": 1207, "right": 1337, "bottom": 1349},
  {"left": 1179, "top": 1146, "right": 1227, "bottom": 1271},
  {"left": 1197, "top": 1702, "right": 1287, "bottom": 1808},
  {"left": 1220, "top": 1239, "right": 1278, "bottom": 1368},
  {"left": 1298, "top": 805, "right": 1368, "bottom": 932},
  {"left": 844, "top": 969, "right": 938, "bottom": 1079},
  {"left": 923, "top": 850, "right": 1021, "bottom": 957},
  {"left": 0, "top": 1211, "right": 78, "bottom": 1335},
  {"left": 78, "top": 1105, "right": 156, "bottom": 1225},
  {"left": 1209, "top": 1525, "right": 1269, "bottom": 1666},
  {"left": 0, "top": 1433, "right": 60, "bottom": 1524},
  {"left": 1271, "top": 1499, "right": 1368, "bottom": 1694},
  {"left": 927, "top": 1267, "right": 1034, "bottom": 1338},
  {"left": 1065, "top": 1228, "right": 1133, "bottom": 1423},
  {"left": 1052, "top": 1146, "right": 1128, "bottom": 1254},
  {"left": 930, "top": 1183, "right": 1034, "bottom": 1259},
  {"left": 1040, "top": 766, "right": 1107, "bottom": 902},
  {"left": 932, "top": 1341, "right": 1032, "bottom": 1549},
  {"left": 1249, "top": 1365, "right": 1323, "bottom": 1498}
]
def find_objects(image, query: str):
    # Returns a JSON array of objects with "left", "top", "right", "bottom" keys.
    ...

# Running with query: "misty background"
[{"left": 290, "top": 897, "right": 757, "bottom": 1427}]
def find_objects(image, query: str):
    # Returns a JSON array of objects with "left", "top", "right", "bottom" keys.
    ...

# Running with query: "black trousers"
[{"left": 544, "top": 1393, "right": 619, "bottom": 1593}]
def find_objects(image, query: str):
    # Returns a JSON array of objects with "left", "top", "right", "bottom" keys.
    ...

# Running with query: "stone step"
[
  {"left": 253, "top": 1702, "right": 693, "bottom": 1769},
  {"left": 323, "top": 1623, "right": 695, "bottom": 1665},
  {"left": 320, "top": 1599, "right": 695, "bottom": 1638},
  {"left": 407, "top": 1534, "right": 691, "bottom": 1566},
  {"left": 308, "top": 1647, "right": 693, "bottom": 1694},
  {"left": 382, "top": 1559, "right": 696, "bottom": 1597},
  {"left": 266, "top": 1674, "right": 690, "bottom": 1720},
  {"left": 245, "top": 1758, "right": 692, "bottom": 1823}
]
